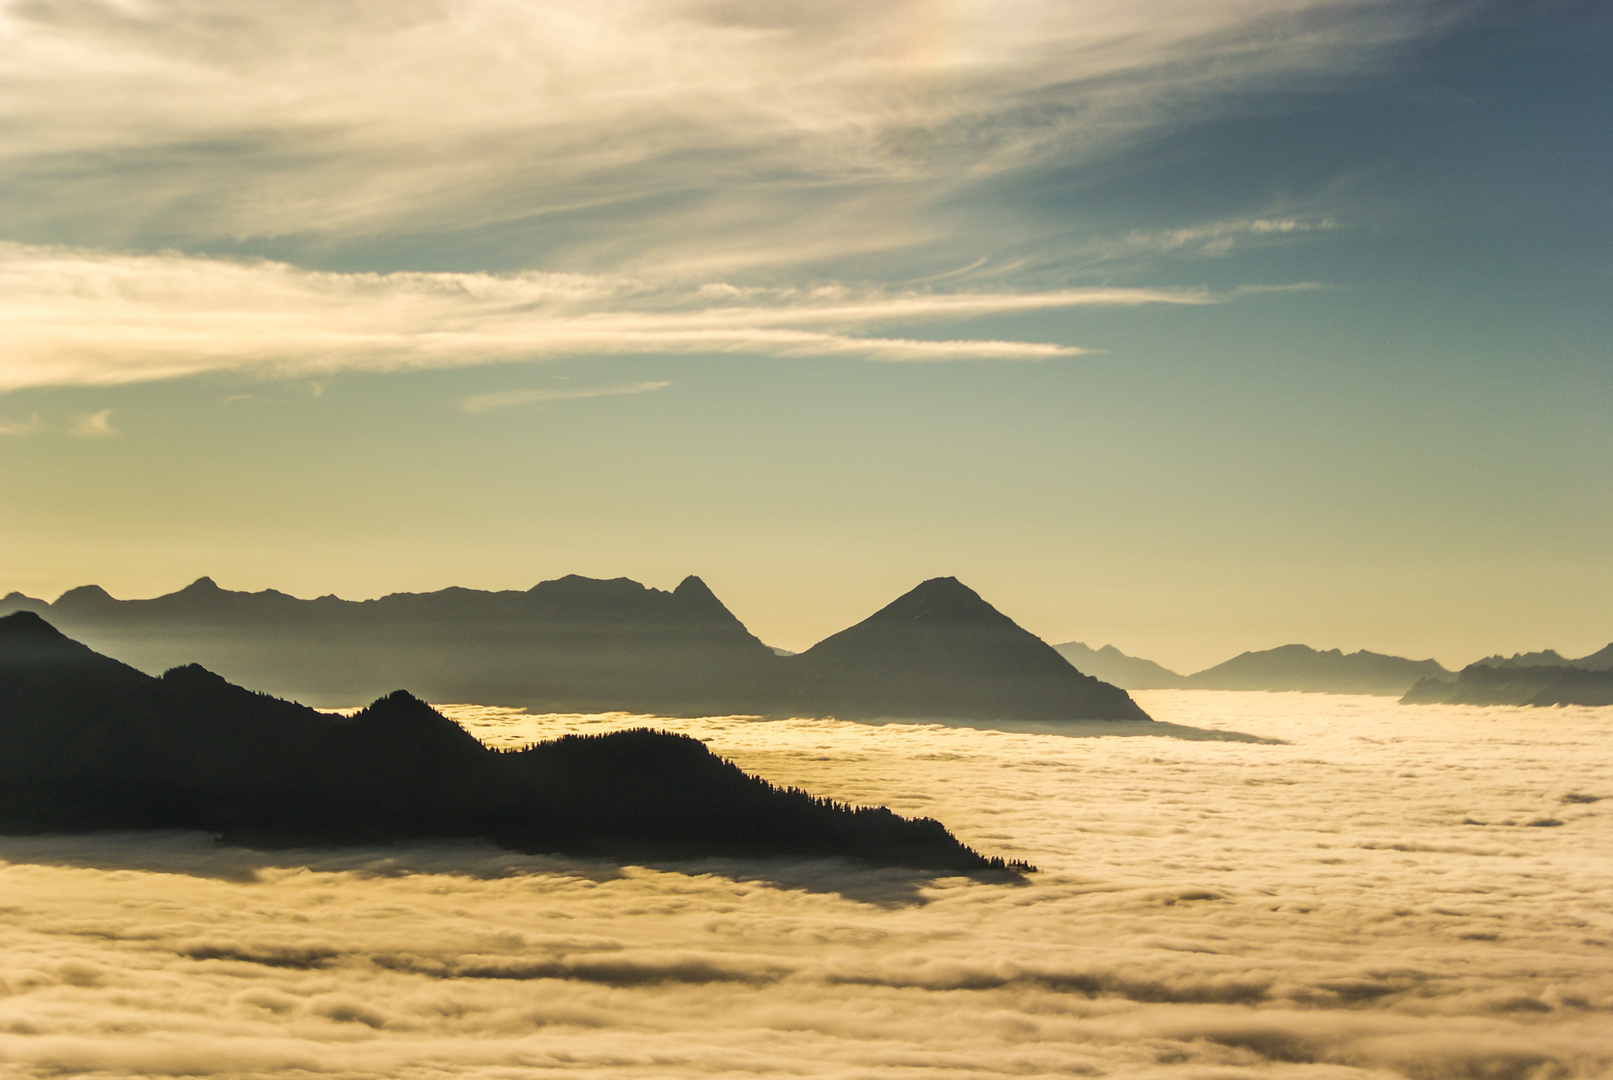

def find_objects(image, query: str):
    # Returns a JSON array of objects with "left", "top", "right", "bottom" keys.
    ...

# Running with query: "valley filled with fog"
[{"left": 1, "top": 691, "right": 1609, "bottom": 1079}]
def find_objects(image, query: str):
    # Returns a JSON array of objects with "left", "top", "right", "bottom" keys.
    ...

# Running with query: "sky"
[
  {"left": 2, "top": 692, "right": 1611, "bottom": 1078},
  {"left": 0, "top": 0, "right": 1608, "bottom": 670}
]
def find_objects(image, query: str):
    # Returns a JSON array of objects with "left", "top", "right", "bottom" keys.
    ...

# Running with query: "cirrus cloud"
[{"left": 0, "top": 243, "right": 1221, "bottom": 392}]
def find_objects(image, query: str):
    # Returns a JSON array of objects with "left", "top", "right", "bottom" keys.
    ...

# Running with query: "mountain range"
[
  {"left": 0, "top": 611, "right": 1023, "bottom": 871},
  {"left": 1400, "top": 639, "right": 1613, "bottom": 708},
  {"left": 1054, "top": 641, "right": 1452, "bottom": 696},
  {"left": 0, "top": 575, "right": 1148, "bottom": 724}
]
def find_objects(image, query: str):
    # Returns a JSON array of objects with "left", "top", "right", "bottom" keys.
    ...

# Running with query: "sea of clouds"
[{"left": 1, "top": 691, "right": 1609, "bottom": 1079}]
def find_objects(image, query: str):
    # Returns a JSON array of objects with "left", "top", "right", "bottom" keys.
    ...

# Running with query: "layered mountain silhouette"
[
  {"left": 1053, "top": 642, "right": 1187, "bottom": 689},
  {"left": 0, "top": 611, "right": 1023, "bottom": 870},
  {"left": 1401, "top": 663, "right": 1613, "bottom": 708},
  {"left": 1051, "top": 640, "right": 1450, "bottom": 696},
  {"left": 1178, "top": 644, "right": 1450, "bottom": 696},
  {"left": 0, "top": 575, "right": 1150, "bottom": 723},
  {"left": 1468, "top": 643, "right": 1613, "bottom": 671}
]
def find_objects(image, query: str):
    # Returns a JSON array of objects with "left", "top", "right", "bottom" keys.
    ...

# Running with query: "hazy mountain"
[
  {"left": 0, "top": 611, "right": 1022, "bottom": 871},
  {"left": 0, "top": 574, "right": 1148, "bottom": 723},
  {"left": 1181, "top": 644, "right": 1451, "bottom": 696},
  {"left": 1052, "top": 642, "right": 1186, "bottom": 689},
  {"left": 779, "top": 578, "right": 1150, "bottom": 722},
  {"left": 1470, "top": 643, "right": 1613, "bottom": 671},
  {"left": 1402, "top": 663, "right": 1613, "bottom": 708},
  {"left": 0, "top": 574, "right": 777, "bottom": 713}
]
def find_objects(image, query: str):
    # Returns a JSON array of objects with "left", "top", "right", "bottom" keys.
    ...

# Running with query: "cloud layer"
[
  {"left": 0, "top": 1, "right": 1457, "bottom": 392},
  {"left": 0, "top": 243, "right": 1226, "bottom": 390},
  {"left": 0, "top": 0, "right": 1436, "bottom": 256},
  {"left": 2, "top": 692, "right": 1609, "bottom": 1078}
]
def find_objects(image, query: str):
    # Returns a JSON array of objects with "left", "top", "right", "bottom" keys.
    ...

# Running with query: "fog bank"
[{"left": 1, "top": 691, "right": 1609, "bottom": 1078}]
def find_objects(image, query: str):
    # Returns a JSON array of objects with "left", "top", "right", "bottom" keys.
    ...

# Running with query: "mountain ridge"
[
  {"left": 0, "top": 611, "right": 1023, "bottom": 870},
  {"left": 0, "top": 575, "right": 1149, "bottom": 724}
]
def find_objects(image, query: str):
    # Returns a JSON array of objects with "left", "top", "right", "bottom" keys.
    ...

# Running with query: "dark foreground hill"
[
  {"left": 1052, "top": 642, "right": 1187, "bottom": 689},
  {"left": 1401, "top": 664, "right": 1613, "bottom": 708},
  {"left": 0, "top": 575, "right": 1149, "bottom": 723},
  {"left": 1180, "top": 644, "right": 1451, "bottom": 696},
  {"left": 0, "top": 612, "right": 1022, "bottom": 872}
]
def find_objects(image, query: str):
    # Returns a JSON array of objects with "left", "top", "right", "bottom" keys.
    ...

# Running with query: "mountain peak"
[
  {"left": 0, "top": 610, "right": 71, "bottom": 644},
  {"left": 866, "top": 577, "right": 1007, "bottom": 626},
  {"left": 180, "top": 576, "right": 221, "bottom": 593}
]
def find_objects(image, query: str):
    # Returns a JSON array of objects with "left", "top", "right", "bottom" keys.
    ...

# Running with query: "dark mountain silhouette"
[
  {"left": 1180, "top": 644, "right": 1451, "bottom": 696},
  {"left": 1052, "top": 641, "right": 1187, "bottom": 689},
  {"left": 1401, "top": 664, "right": 1613, "bottom": 708},
  {"left": 777, "top": 578, "right": 1150, "bottom": 721},
  {"left": 0, "top": 612, "right": 1023, "bottom": 871},
  {"left": 1470, "top": 643, "right": 1613, "bottom": 671},
  {"left": 0, "top": 574, "right": 1149, "bottom": 723}
]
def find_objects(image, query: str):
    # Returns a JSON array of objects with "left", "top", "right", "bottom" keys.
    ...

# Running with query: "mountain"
[
  {"left": 1052, "top": 642, "right": 1186, "bottom": 689},
  {"left": 778, "top": 578, "right": 1150, "bottom": 721},
  {"left": 1180, "top": 644, "right": 1451, "bottom": 696},
  {"left": 1470, "top": 643, "right": 1613, "bottom": 671},
  {"left": 1, "top": 574, "right": 778, "bottom": 713},
  {"left": 1, "top": 574, "right": 1149, "bottom": 723},
  {"left": 1401, "top": 664, "right": 1613, "bottom": 708},
  {"left": 0, "top": 612, "right": 1022, "bottom": 871}
]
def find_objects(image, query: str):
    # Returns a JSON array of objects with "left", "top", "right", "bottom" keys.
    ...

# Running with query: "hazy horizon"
[{"left": 3, "top": 569, "right": 1604, "bottom": 675}]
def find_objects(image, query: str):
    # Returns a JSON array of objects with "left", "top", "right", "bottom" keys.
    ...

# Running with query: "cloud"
[
  {"left": 459, "top": 382, "right": 672, "bottom": 413},
  {"left": 0, "top": 415, "right": 42, "bottom": 436},
  {"left": 1, "top": 692, "right": 1610, "bottom": 1080},
  {"left": 0, "top": 1, "right": 1452, "bottom": 271},
  {"left": 1122, "top": 217, "right": 1344, "bottom": 257},
  {"left": 68, "top": 409, "right": 115, "bottom": 437},
  {"left": 0, "top": 244, "right": 1218, "bottom": 391}
]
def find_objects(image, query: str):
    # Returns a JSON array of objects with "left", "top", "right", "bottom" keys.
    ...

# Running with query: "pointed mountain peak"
[
  {"left": 670, "top": 574, "right": 755, "bottom": 632},
  {"left": 180, "top": 576, "right": 221, "bottom": 592},
  {"left": 674, "top": 574, "right": 715, "bottom": 598},
  {"left": 868, "top": 577, "right": 1006, "bottom": 626}
]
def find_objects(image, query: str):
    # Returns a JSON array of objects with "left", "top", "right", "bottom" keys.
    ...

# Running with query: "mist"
[{"left": 2, "top": 691, "right": 1608, "bottom": 1079}]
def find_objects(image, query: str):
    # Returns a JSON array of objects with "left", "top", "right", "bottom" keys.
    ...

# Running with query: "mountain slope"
[
  {"left": 781, "top": 578, "right": 1149, "bottom": 721},
  {"left": 1182, "top": 644, "right": 1451, "bottom": 696},
  {"left": 0, "top": 612, "right": 1019, "bottom": 871}
]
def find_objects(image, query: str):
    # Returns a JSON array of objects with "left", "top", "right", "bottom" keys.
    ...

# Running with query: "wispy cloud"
[
  {"left": 1122, "top": 217, "right": 1344, "bottom": 257},
  {"left": 0, "top": 414, "right": 42, "bottom": 436},
  {"left": 68, "top": 409, "right": 116, "bottom": 437},
  {"left": 0, "top": 1, "right": 1450, "bottom": 273},
  {"left": 460, "top": 382, "right": 671, "bottom": 413},
  {"left": 0, "top": 245, "right": 1220, "bottom": 391}
]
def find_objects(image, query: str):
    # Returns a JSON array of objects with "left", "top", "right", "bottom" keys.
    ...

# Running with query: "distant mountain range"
[
  {"left": 1054, "top": 641, "right": 1451, "bottom": 696},
  {"left": 0, "top": 611, "right": 1022, "bottom": 871},
  {"left": 1402, "top": 664, "right": 1613, "bottom": 708},
  {"left": 1057, "top": 636, "right": 1613, "bottom": 706},
  {"left": 0, "top": 576, "right": 1149, "bottom": 724},
  {"left": 1053, "top": 642, "right": 1187, "bottom": 689},
  {"left": 1401, "top": 640, "right": 1613, "bottom": 707},
  {"left": 1468, "top": 644, "right": 1613, "bottom": 671}
]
